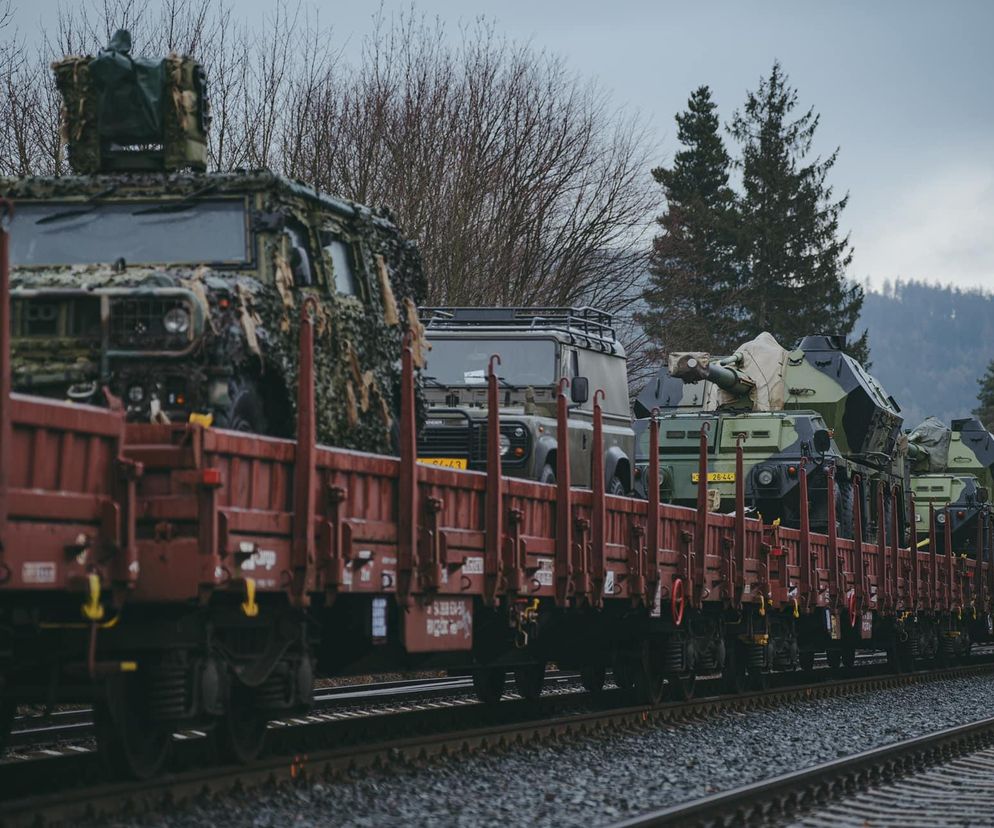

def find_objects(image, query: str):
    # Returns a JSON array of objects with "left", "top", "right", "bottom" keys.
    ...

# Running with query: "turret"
[
  {"left": 51, "top": 29, "right": 210, "bottom": 174},
  {"left": 668, "top": 353, "right": 756, "bottom": 397}
]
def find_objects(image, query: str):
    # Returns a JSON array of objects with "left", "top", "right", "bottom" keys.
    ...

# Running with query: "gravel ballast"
[{"left": 106, "top": 673, "right": 994, "bottom": 828}]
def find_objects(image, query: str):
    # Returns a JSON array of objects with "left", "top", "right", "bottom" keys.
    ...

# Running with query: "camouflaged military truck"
[
  {"left": 908, "top": 416, "right": 993, "bottom": 557},
  {"left": 637, "top": 332, "right": 906, "bottom": 541},
  {"left": 3, "top": 31, "right": 425, "bottom": 454},
  {"left": 416, "top": 307, "right": 634, "bottom": 492}
]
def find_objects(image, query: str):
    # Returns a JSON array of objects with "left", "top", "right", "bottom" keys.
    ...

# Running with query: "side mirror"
[
  {"left": 813, "top": 429, "right": 832, "bottom": 454},
  {"left": 978, "top": 487, "right": 989, "bottom": 504},
  {"left": 571, "top": 376, "right": 589, "bottom": 405}
]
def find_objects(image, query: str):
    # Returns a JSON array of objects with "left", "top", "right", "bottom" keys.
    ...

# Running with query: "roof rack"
[{"left": 419, "top": 306, "right": 618, "bottom": 350}]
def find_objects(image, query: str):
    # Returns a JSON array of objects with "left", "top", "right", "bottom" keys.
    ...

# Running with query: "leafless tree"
[{"left": 1, "top": 1, "right": 658, "bottom": 385}]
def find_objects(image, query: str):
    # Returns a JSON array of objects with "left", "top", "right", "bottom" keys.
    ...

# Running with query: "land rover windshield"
[
  {"left": 426, "top": 337, "right": 557, "bottom": 386},
  {"left": 9, "top": 198, "right": 249, "bottom": 267}
]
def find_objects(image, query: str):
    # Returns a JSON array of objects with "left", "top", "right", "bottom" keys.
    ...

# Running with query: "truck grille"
[
  {"left": 13, "top": 297, "right": 101, "bottom": 340},
  {"left": 418, "top": 425, "right": 474, "bottom": 457},
  {"left": 109, "top": 297, "right": 192, "bottom": 350}
]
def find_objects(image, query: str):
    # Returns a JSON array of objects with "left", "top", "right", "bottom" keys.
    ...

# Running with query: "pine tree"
[
  {"left": 974, "top": 360, "right": 994, "bottom": 430},
  {"left": 730, "top": 62, "right": 868, "bottom": 362},
  {"left": 638, "top": 86, "right": 742, "bottom": 356}
]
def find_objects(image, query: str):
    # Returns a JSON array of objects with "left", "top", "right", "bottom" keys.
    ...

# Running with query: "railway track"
[
  {"left": 4, "top": 671, "right": 584, "bottom": 751},
  {"left": 613, "top": 712, "right": 994, "bottom": 827},
  {"left": 2, "top": 659, "right": 992, "bottom": 827}
]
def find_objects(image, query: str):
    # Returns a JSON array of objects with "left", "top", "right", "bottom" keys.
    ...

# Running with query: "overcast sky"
[{"left": 10, "top": 0, "right": 994, "bottom": 292}]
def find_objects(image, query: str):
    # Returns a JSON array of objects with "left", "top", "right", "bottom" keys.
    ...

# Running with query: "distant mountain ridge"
[{"left": 857, "top": 280, "right": 994, "bottom": 430}]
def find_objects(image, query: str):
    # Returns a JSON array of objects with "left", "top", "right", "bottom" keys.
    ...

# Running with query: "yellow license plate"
[
  {"left": 419, "top": 457, "right": 468, "bottom": 469},
  {"left": 691, "top": 472, "right": 736, "bottom": 482}
]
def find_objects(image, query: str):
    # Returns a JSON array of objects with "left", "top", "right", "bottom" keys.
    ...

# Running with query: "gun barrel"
[{"left": 706, "top": 364, "right": 755, "bottom": 396}]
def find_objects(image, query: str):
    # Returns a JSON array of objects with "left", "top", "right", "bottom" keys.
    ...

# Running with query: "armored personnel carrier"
[
  {"left": 637, "top": 332, "right": 906, "bottom": 540},
  {"left": 416, "top": 307, "right": 634, "bottom": 491},
  {"left": 3, "top": 30, "right": 425, "bottom": 454},
  {"left": 908, "top": 416, "right": 993, "bottom": 556}
]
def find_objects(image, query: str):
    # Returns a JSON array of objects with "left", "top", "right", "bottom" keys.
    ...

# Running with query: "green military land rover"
[{"left": 416, "top": 307, "right": 635, "bottom": 492}]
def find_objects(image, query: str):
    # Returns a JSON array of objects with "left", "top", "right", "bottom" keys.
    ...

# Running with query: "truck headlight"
[
  {"left": 936, "top": 512, "right": 947, "bottom": 524},
  {"left": 164, "top": 307, "right": 190, "bottom": 334},
  {"left": 756, "top": 467, "right": 775, "bottom": 487},
  {"left": 128, "top": 385, "right": 144, "bottom": 403},
  {"left": 499, "top": 434, "right": 511, "bottom": 456}
]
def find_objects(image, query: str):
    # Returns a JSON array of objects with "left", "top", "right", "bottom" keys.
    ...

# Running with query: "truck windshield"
[
  {"left": 427, "top": 338, "right": 557, "bottom": 386},
  {"left": 9, "top": 199, "right": 249, "bottom": 266}
]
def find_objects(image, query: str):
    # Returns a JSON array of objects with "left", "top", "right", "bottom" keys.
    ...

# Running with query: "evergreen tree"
[
  {"left": 638, "top": 86, "right": 742, "bottom": 356},
  {"left": 730, "top": 62, "right": 868, "bottom": 362},
  {"left": 974, "top": 359, "right": 994, "bottom": 430}
]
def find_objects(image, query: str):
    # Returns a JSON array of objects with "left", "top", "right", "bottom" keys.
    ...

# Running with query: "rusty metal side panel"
[{"left": 1, "top": 397, "right": 124, "bottom": 594}]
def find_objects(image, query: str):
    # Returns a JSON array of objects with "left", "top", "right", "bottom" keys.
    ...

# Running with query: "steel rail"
[
  {"left": 2, "top": 661, "right": 993, "bottom": 827},
  {"left": 6, "top": 671, "right": 583, "bottom": 749},
  {"left": 612, "top": 715, "right": 994, "bottom": 828}
]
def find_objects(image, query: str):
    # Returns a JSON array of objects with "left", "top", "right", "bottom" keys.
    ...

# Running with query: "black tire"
[
  {"left": 538, "top": 464, "right": 556, "bottom": 485},
  {"left": 215, "top": 377, "right": 268, "bottom": 434},
  {"left": 799, "top": 650, "right": 815, "bottom": 673},
  {"left": 607, "top": 475, "right": 626, "bottom": 496}
]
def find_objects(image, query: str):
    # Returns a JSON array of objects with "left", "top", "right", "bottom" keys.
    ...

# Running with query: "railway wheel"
[
  {"left": 580, "top": 665, "right": 606, "bottom": 695},
  {"left": 635, "top": 643, "right": 665, "bottom": 705},
  {"left": 722, "top": 642, "right": 749, "bottom": 695},
  {"left": 95, "top": 676, "right": 171, "bottom": 779},
  {"left": 514, "top": 662, "right": 546, "bottom": 701},
  {"left": 212, "top": 686, "right": 268, "bottom": 765},
  {"left": 842, "top": 646, "right": 856, "bottom": 669},
  {"left": 826, "top": 649, "right": 842, "bottom": 671},
  {"left": 472, "top": 666, "right": 505, "bottom": 704},
  {"left": 798, "top": 650, "right": 815, "bottom": 674},
  {"left": 667, "top": 672, "right": 696, "bottom": 701},
  {"left": 611, "top": 653, "right": 636, "bottom": 691},
  {"left": 0, "top": 699, "right": 14, "bottom": 746}
]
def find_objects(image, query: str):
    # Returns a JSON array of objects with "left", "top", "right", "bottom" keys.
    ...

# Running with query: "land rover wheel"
[
  {"left": 608, "top": 475, "right": 626, "bottom": 496},
  {"left": 216, "top": 378, "right": 267, "bottom": 434},
  {"left": 539, "top": 464, "right": 556, "bottom": 485}
]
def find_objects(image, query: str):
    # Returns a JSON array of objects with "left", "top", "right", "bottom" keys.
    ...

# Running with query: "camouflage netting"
[
  {"left": 2, "top": 170, "right": 427, "bottom": 455},
  {"left": 52, "top": 29, "right": 208, "bottom": 174}
]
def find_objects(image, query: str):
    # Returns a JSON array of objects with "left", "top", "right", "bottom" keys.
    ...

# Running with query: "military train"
[{"left": 0, "top": 32, "right": 991, "bottom": 784}]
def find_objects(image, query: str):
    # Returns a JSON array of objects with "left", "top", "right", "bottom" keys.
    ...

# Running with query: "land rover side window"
[
  {"left": 323, "top": 237, "right": 358, "bottom": 297},
  {"left": 426, "top": 338, "right": 557, "bottom": 386},
  {"left": 284, "top": 221, "right": 314, "bottom": 286},
  {"left": 9, "top": 199, "right": 248, "bottom": 266}
]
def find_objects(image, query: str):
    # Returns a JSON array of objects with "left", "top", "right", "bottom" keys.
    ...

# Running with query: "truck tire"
[
  {"left": 216, "top": 377, "right": 268, "bottom": 435},
  {"left": 608, "top": 475, "right": 626, "bottom": 496},
  {"left": 539, "top": 464, "right": 556, "bottom": 484}
]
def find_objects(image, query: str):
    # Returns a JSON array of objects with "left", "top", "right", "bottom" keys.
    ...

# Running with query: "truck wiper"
[
  {"left": 35, "top": 186, "right": 118, "bottom": 225},
  {"left": 421, "top": 375, "right": 446, "bottom": 389},
  {"left": 132, "top": 182, "right": 219, "bottom": 215}
]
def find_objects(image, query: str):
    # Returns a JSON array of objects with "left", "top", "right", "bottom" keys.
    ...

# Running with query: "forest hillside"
[{"left": 858, "top": 280, "right": 994, "bottom": 430}]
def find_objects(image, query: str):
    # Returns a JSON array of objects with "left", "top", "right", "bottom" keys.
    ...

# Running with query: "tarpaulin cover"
[{"left": 89, "top": 29, "right": 166, "bottom": 143}]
